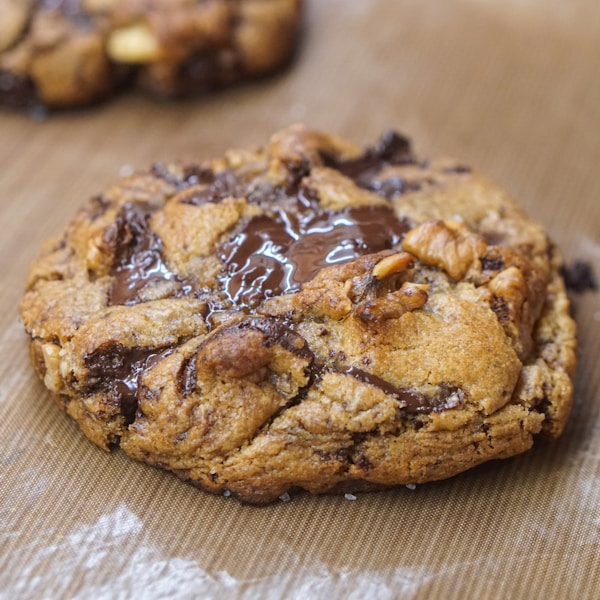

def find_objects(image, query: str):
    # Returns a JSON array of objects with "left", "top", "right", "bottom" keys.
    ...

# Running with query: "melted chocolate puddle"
[
  {"left": 85, "top": 345, "right": 174, "bottom": 424},
  {"left": 218, "top": 200, "right": 409, "bottom": 309},
  {"left": 107, "top": 203, "right": 191, "bottom": 305}
]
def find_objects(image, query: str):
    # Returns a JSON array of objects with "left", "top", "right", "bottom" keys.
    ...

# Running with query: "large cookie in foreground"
[
  {"left": 20, "top": 125, "right": 577, "bottom": 503},
  {"left": 0, "top": 0, "right": 301, "bottom": 110}
]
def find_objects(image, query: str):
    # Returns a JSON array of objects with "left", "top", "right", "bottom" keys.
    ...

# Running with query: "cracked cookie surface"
[
  {"left": 20, "top": 124, "right": 577, "bottom": 503},
  {"left": 0, "top": 0, "right": 301, "bottom": 109}
]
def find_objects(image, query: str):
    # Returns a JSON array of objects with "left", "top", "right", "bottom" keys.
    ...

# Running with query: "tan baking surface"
[{"left": 1, "top": 1, "right": 599, "bottom": 598}]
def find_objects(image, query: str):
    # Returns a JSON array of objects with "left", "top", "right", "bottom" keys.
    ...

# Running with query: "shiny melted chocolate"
[
  {"left": 107, "top": 203, "right": 190, "bottom": 305},
  {"left": 85, "top": 345, "right": 173, "bottom": 423},
  {"left": 217, "top": 202, "right": 409, "bottom": 309}
]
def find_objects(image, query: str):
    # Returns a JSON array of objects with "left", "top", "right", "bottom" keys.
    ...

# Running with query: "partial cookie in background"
[
  {"left": 20, "top": 124, "right": 577, "bottom": 504},
  {"left": 0, "top": 0, "right": 302, "bottom": 111}
]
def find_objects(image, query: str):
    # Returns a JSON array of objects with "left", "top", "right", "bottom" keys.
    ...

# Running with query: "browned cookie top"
[
  {"left": 0, "top": 0, "right": 302, "bottom": 109},
  {"left": 20, "top": 125, "right": 577, "bottom": 503}
]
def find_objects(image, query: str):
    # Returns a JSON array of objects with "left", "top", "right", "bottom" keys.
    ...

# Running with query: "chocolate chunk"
[
  {"left": 150, "top": 162, "right": 186, "bottom": 188},
  {"left": 282, "top": 159, "right": 312, "bottom": 194},
  {"left": 217, "top": 202, "right": 409, "bottom": 309},
  {"left": 342, "top": 366, "right": 464, "bottom": 414},
  {"left": 176, "top": 49, "right": 242, "bottom": 94},
  {"left": 320, "top": 130, "right": 414, "bottom": 191},
  {"left": 107, "top": 142, "right": 412, "bottom": 311},
  {"left": 179, "top": 170, "right": 241, "bottom": 205},
  {"left": 177, "top": 355, "right": 198, "bottom": 398},
  {"left": 372, "top": 131, "right": 414, "bottom": 164},
  {"left": 85, "top": 345, "right": 173, "bottom": 423},
  {"left": 363, "top": 176, "right": 423, "bottom": 200},
  {"left": 150, "top": 163, "right": 214, "bottom": 191},
  {"left": 364, "top": 176, "right": 407, "bottom": 200},
  {"left": 490, "top": 295, "right": 510, "bottom": 321},
  {"left": 182, "top": 164, "right": 215, "bottom": 187},
  {"left": 481, "top": 256, "right": 504, "bottom": 271},
  {"left": 560, "top": 261, "right": 598, "bottom": 293},
  {"left": 106, "top": 202, "right": 192, "bottom": 305},
  {"left": 0, "top": 71, "right": 37, "bottom": 109}
]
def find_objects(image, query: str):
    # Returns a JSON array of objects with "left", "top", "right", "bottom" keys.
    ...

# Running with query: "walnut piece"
[
  {"left": 488, "top": 265, "right": 527, "bottom": 335},
  {"left": 403, "top": 220, "right": 487, "bottom": 280},
  {"left": 356, "top": 282, "right": 429, "bottom": 323},
  {"left": 107, "top": 23, "right": 163, "bottom": 63},
  {"left": 41, "top": 342, "right": 63, "bottom": 393},
  {"left": 372, "top": 252, "right": 414, "bottom": 280}
]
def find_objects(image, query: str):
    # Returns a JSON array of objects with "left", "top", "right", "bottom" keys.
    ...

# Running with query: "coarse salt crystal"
[
  {"left": 344, "top": 493, "right": 357, "bottom": 501},
  {"left": 119, "top": 164, "right": 135, "bottom": 178}
]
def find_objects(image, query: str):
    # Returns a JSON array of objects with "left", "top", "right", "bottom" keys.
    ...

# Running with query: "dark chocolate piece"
[
  {"left": 342, "top": 366, "right": 465, "bottom": 414},
  {"left": 0, "top": 71, "right": 36, "bottom": 109},
  {"left": 177, "top": 355, "right": 199, "bottom": 399},
  {"left": 560, "top": 260, "right": 597, "bottom": 293},
  {"left": 179, "top": 170, "right": 241, "bottom": 205},
  {"left": 176, "top": 49, "right": 242, "bottom": 95},
  {"left": 320, "top": 130, "right": 414, "bottom": 191},
  {"left": 85, "top": 345, "right": 173, "bottom": 423},
  {"left": 481, "top": 256, "right": 504, "bottom": 271},
  {"left": 218, "top": 203, "right": 409, "bottom": 309},
  {"left": 106, "top": 203, "right": 191, "bottom": 305}
]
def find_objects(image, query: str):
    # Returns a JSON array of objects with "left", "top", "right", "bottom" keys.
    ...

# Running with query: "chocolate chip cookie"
[
  {"left": 0, "top": 0, "right": 301, "bottom": 110},
  {"left": 20, "top": 125, "right": 577, "bottom": 503}
]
